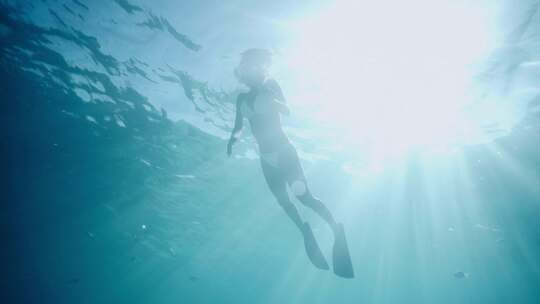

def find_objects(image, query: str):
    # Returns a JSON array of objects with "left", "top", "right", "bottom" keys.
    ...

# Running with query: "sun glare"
[{"left": 282, "top": 0, "right": 498, "bottom": 159}]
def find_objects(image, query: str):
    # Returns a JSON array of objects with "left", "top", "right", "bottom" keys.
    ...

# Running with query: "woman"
[{"left": 227, "top": 49, "right": 353, "bottom": 278}]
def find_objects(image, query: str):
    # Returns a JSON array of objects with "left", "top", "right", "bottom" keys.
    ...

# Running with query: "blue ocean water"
[{"left": 2, "top": 0, "right": 540, "bottom": 303}]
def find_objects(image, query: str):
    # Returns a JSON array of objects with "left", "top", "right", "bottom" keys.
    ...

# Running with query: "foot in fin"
[
  {"left": 332, "top": 223, "right": 354, "bottom": 278},
  {"left": 302, "top": 222, "right": 329, "bottom": 270}
]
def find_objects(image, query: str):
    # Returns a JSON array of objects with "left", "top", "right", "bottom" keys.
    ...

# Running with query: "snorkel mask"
[
  {"left": 235, "top": 63, "right": 268, "bottom": 86},
  {"left": 235, "top": 48, "right": 272, "bottom": 86}
]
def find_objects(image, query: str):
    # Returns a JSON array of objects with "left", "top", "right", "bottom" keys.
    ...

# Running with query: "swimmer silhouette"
[{"left": 227, "top": 49, "right": 354, "bottom": 278}]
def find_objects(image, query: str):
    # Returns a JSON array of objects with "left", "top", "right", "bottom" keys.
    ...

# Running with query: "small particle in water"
[
  {"left": 68, "top": 277, "right": 80, "bottom": 284},
  {"left": 189, "top": 275, "right": 199, "bottom": 282},
  {"left": 141, "top": 224, "right": 147, "bottom": 230},
  {"left": 169, "top": 247, "right": 176, "bottom": 256},
  {"left": 130, "top": 256, "right": 137, "bottom": 262},
  {"left": 453, "top": 271, "right": 469, "bottom": 279},
  {"left": 447, "top": 227, "right": 455, "bottom": 232},
  {"left": 139, "top": 159, "right": 151, "bottom": 167},
  {"left": 85, "top": 115, "right": 97, "bottom": 124},
  {"left": 87, "top": 232, "right": 95, "bottom": 239},
  {"left": 475, "top": 224, "right": 501, "bottom": 232},
  {"left": 116, "top": 118, "right": 126, "bottom": 128}
]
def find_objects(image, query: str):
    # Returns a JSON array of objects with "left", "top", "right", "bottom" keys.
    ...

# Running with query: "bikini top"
[{"left": 241, "top": 80, "right": 285, "bottom": 119}]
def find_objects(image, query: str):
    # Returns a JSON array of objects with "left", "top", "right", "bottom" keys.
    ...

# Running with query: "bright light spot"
[
  {"left": 282, "top": 0, "right": 499, "bottom": 160},
  {"left": 291, "top": 180, "right": 307, "bottom": 196}
]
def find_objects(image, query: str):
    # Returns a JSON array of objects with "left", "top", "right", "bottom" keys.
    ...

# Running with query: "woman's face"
[{"left": 235, "top": 63, "right": 267, "bottom": 87}]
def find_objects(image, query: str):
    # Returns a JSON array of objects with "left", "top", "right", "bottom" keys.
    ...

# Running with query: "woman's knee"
[
  {"left": 297, "top": 193, "right": 327, "bottom": 214},
  {"left": 290, "top": 179, "right": 308, "bottom": 197},
  {"left": 291, "top": 180, "right": 319, "bottom": 207}
]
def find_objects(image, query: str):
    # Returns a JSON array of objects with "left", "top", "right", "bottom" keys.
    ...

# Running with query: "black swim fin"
[
  {"left": 302, "top": 222, "right": 329, "bottom": 270},
  {"left": 332, "top": 223, "right": 354, "bottom": 278}
]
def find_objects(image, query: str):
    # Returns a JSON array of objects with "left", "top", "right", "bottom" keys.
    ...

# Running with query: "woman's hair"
[{"left": 239, "top": 48, "right": 272, "bottom": 67}]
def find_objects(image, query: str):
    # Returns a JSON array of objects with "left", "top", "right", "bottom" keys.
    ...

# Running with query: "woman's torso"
[{"left": 240, "top": 80, "right": 290, "bottom": 153}]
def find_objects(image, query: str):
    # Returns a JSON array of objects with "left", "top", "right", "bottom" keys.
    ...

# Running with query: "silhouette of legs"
[
  {"left": 294, "top": 188, "right": 338, "bottom": 235},
  {"left": 268, "top": 178, "right": 304, "bottom": 230},
  {"left": 260, "top": 158, "right": 303, "bottom": 230},
  {"left": 259, "top": 142, "right": 353, "bottom": 276},
  {"left": 261, "top": 156, "right": 330, "bottom": 269},
  {"left": 279, "top": 144, "right": 339, "bottom": 235}
]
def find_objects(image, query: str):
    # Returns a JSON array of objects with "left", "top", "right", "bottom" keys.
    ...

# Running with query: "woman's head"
[{"left": 235, "top": 48, "right": 272, "bottom": 87}]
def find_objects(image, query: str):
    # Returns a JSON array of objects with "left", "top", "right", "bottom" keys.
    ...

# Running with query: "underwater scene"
[{"left": 2, "top": 0, "right": 540, "bottom": 303}]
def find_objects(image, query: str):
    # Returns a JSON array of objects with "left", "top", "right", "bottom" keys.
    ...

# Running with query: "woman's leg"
[
  {"left": 278, "top": 144, "right": 354, "bottom": 276},
  {"left": 260, "top": 160, "right": 304, "bottom": 231},
  {"left": 283, "top": 146, "right": 339, "bottom": 234},
  {"left": 296, "top": 188, "right": 338, "bottom": 234},
  {"left": 262, "top": 148, "right": 331, "bottom": 270},
  {"left": 262, "top": 157, "right": 330, "bottom": 269}
]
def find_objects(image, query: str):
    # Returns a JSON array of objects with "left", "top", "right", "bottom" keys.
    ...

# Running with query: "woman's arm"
[{"left": 227, "top": 94, "right": 244, "bottom": 156}]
